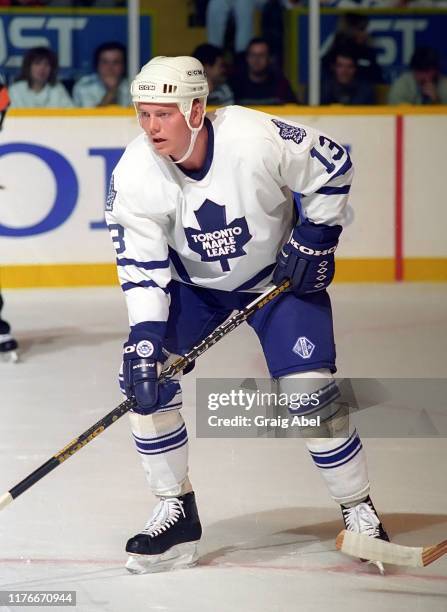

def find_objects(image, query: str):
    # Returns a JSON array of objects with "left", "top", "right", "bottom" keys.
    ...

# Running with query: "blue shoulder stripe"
[{"left": 117, "top": 257, "right": 170, "bottom": 270}]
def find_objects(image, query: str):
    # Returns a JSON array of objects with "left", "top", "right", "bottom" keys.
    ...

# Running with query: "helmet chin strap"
[
  {"left": 170, "top": 128, "right": 200, "bottom": 165},
  {"left": 171, "top": 103, "right": 204, "bottom": 165}
]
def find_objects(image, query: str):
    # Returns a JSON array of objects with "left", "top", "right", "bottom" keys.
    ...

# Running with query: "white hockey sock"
[
  {"left": 305, "top": 430, "right": 370, "bottom": 505},
  {"left": 279, "top": 369, "right": 370, "bottom": 505},
  {"left": 129, "top": 409, "right": 190, "bottom": 497}
]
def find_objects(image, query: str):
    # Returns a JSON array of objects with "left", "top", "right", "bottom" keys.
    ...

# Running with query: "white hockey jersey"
[{"left": 105, "top": 105, "right": 353, "bottom": 327}]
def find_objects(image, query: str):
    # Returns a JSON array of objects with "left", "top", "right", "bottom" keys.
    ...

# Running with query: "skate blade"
[
  {"left": 1, "top": 351, "right": 19, "bottom": 363},
  {"left": 126, "top": 541, "right": 199, "bottom": 574},
  {"left": 367, "top": 559, "right": 385, "bottom": 575}
]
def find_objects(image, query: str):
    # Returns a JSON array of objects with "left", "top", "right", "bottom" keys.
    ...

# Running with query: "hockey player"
[
  {"left": 106, "top": 56, "right": 389, "bottom": 573},
  {"left": 0, "top": 292, "right": 18, "bottom": 362},
  {"left": 0, "top": 77, "right": 18, "bottom": 363}
]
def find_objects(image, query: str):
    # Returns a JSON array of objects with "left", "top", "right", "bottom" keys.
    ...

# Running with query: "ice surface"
[{"left": 0, "top": 284, "right": 446, "bottom": 612}]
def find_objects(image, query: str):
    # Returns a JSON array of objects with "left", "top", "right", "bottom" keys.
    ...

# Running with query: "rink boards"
[{"left": 0, "top": 106, "right": 446, "bottom": 287}]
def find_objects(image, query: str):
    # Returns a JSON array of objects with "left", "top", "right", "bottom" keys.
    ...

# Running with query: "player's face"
[{"left": 137, "top": 103, "right": 192, "bottom": 159}]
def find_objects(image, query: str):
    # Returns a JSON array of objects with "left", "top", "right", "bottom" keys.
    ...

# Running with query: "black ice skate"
[
  {"left": 341, "top": 495, "right": 390, "bottom": 574},
  {"left": 125, "top": 491, "right": 202, "bottom": 574},
  {"left": 0, "top": 334, "right": 19, "bottom": 363}
]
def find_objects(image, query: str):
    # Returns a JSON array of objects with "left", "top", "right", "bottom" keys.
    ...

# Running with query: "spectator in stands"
[
  {"left": 191, "top": 0, "right": 210, "bottom": 26},
  {"left": 388, "top": 46, "right": 447, "bottom": 105},
  {"left": 8, "top": 47, "right": 73, "bottom": 108},
  {"left": 322, "top": 13, "right": 383, "bottom": 84},
  {"left": 261, "top": 0, "right": 284, "bottom": 69},
  {"left": 192, "top": 43, "right": 234, "bottom": 106},
  {"left": 260, "top": 1, "right": 300, "bottom": 70},
  {"left": 0, "top": 74, "right": 9, "bottom": 129},
  {"left": 206, "top": 0, "right": 266, "bottom": 55},
  {"left": 232, "top": 37, "right": 298, "bottom": 105},
  {"left": 73, "top": 42, "right": 131, "bottom": 107},
  {"left": 321, "top": 45, "right": 375, "bottom": 105}
]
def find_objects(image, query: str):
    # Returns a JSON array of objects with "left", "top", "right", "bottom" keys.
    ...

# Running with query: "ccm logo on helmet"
[
  {"left": 186, "top": 69, "right": 204, "bottom": 76},
  {"left": 138, "top": 84, "right": 156, "bottom": 90},
  {"left": 290, "top": 238, "right": 337, "bottom": 257}
]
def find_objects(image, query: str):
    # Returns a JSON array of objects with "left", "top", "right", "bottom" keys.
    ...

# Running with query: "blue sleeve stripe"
[
  {"left": 121, "top": 280, "right": 170, "bottom": 294},
  {"left": 316, "top": 185, "right": 351, "bottom": 195},
  {"left": 331, "top": 154, "right": 352, "bottom": 180},
  {"left": 117, "top": 257, "right": 170, "bottom": 270}
]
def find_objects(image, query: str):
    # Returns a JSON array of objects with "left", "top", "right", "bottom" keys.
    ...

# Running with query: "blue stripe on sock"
[
  {"left": 134, "top": 426, "right": 187, "bottom": 452},
  {"left": 138, "top": 437, "right": 188, "bottom": 456},
  {"left": 309, "top": 429, "right": 357, "bottom": 457},
  {"left": 310, "top": 434, "right": 361, "bottom": 467},
  {"left": 289, "top": 381, "right": 340, "bottom": 415},
  {"left": 133, "top": 422, "right": 185, "bottom": 443},
  {"left": 315, "top": 444, "right": 363, "bottom": 470}
]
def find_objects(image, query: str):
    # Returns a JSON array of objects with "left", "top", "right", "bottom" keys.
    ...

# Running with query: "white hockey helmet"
[{"left": 131, "top": 56, "right": 208, "bottom": 130}]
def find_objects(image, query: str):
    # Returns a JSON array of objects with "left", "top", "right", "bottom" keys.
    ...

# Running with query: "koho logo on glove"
[{"left": 290, "top": 238, "right": 337, "bottom": 257}]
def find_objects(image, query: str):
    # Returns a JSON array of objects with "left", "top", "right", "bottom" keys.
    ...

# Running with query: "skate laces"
[
  {"left": 342, "top": 501, "right": 381, "bottom": 538},
  {"left": 142, "top": 497, "right": 185, "bottom": 538}
]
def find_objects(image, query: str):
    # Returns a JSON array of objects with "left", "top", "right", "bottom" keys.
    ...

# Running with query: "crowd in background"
[
  {"left": 2, "top": 0, "right": 447, "bottom": 7},
  {"left": 1, "top": 0, "right": 447, "bottom": 106}
]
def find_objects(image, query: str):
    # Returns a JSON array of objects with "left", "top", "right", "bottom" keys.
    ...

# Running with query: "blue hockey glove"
[
  {"left": 122, "top": 323, "right": 170, "bottom": 414},
  {"left": 273, "top": 221, "right": 342, "bottom": 295}
]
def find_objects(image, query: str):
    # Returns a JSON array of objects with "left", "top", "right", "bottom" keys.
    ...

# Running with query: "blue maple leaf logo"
[
  {"left": 184, "top": 199, "right": 252, "bottom": 272},
  {"left": 271, "top": 119, "right": 307, "bottom": 145}
]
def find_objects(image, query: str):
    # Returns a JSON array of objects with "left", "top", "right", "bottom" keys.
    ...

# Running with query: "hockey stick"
[
  {"left": 336, "top": 530, "right": 447, "bottom": 568},
  {"left": 0, "top": 279, "right": 291, "bottom": 512}
]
